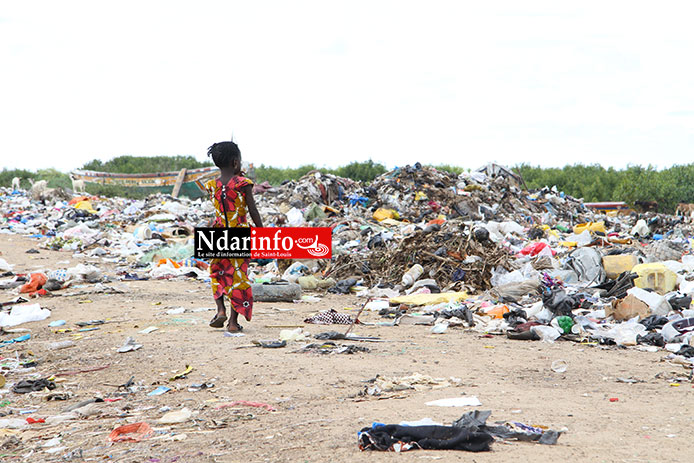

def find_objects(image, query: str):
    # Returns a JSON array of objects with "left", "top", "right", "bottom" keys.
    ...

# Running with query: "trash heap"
[
  {"left": 325, "top": 164, "right": 598, "bottom": 290},
  {"left": 253, "top": 170, "right": 362, "bottom": 226},
  {"left": 253, "top": 164, "right": 694, "bottom": 371},
  {"left": 0, "top": 189, "right": 213, "bottom": 284}
]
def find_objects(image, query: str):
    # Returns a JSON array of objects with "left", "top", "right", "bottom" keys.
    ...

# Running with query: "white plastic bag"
[
  {"left": 627, "top": 287, "right": 671, "bottom": 316},
  {"left": 286, "top": 208, "right": 305, "bottom": 227},
  {"left": 531, "top": 325, "right": 561, "bottom": 343},
  {"left": 631, "top": 219, "right": 650, "bottom": 237},
  {"left": 0, "top": 258, "right": 13, "bottom": 272},
  {"left": 0, "top": 303, "right": 51, "bottom": 327}
]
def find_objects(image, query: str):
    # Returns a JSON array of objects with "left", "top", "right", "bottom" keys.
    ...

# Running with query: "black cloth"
[
  {"left": 435, "top": 306, "right": 475, "bottom": 326},
  {"left": 503, "top": 309, "right": 528, "bottom": 328},
  {"left": 453, "top": 410, "right": 562, "bottom": 445},
  {"left": 676, "top": 345, "right": 694, "bottom": 358},
  {"left": 359, "top": 424, "right": 493, "bottom": 452},
  {"left": 12, "top": 378, "right": 56, "bottom": 394},
  {"left": 669, "top": 294, "right": 692, "bottom": 311},
  {"left": 640, "top": 315, "right": 669, "bottom": 331},
  {"left": 595, "top": 272, "right": 638, "bottom": 299},
  {"left": 542, "top": 288, "right": 580, "bottom": 315},
  {"left": 637, "top": 332, "right": 665, "bottom": 347},
  {"left": 328, "top": 278, "right": 358, "bottom": 294}
]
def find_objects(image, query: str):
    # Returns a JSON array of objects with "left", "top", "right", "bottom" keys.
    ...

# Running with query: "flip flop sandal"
[
  {"left": 226, "top": 323, "right": 243, "bottom": 333},
  {"left": 209, "top": 314, "right": 228, "bottom": 328}
]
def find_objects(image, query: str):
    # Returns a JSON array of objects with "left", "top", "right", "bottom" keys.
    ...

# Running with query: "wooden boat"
[
  {"left": 584, "top": 201, "right": 633, "bottom": 215},
  {"left": 71, "top": 166, "right": 218, "bottom": 199}
]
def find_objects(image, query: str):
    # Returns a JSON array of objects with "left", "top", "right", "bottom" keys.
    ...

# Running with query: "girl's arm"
[{"left": 242, "top": 185, "right": 263, "bottom": 228}]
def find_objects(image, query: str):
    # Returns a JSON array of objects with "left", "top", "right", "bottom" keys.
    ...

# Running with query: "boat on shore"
[{"left": 70, "top": 166, "right": 218, "bottom": 199}]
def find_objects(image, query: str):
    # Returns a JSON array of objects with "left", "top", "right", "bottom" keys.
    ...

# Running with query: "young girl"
[{"left": 205, "top": 141, "right": 263, "bottom": 332}]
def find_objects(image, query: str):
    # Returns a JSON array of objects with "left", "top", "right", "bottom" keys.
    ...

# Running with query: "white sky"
[{"left": 1, "top": 1, "right": 693, "bottom": 172}]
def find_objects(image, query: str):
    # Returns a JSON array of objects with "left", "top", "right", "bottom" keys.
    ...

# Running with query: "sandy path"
[{"left": 0, "top": 234, "right": 692, "bottom": 462}]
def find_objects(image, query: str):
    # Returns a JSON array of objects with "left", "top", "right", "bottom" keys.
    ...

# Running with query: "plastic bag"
[
  {"left": 158, "top": 408, "right": 192, "bottom": 424},
  {"left": 565, "top": 247, "right": 605, "bottom": 284},
  {"left": 0, "top": 258, "right": 13, "bottom": 272},
  {"left": 108, "top": 422, "right": 154, "bottom": 442},
  {"left": 0, "top": 304, "right": 51, "bottom": 327},
  {"left": 66, "top": 264, "right": 101, "bottom": 282},
  {"left": 605, "top": 319, "right": 646, "bottom": 346},
  {"left": 286, "top": 208, "right": 305, "bottom": 226},
  {"left": 627, "top": 287, "right": 671, "bottom": 316},
  {"left": 631, "top": 219, "right": 650, "bottom": 237},
  {"left": 519, "top": 242, "right": 555, "bottom": 257},
  {"left": 531, "top": 325, "right": 561, "bottom": 343}
]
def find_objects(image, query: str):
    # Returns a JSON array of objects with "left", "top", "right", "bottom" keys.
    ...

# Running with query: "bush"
[{"left": 82, "top": 155, "right": 212, "bottom": 174}]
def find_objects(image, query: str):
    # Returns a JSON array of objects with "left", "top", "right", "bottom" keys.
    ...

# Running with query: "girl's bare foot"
[
  {"left": 209, "top": 313, "right": 227, "bottom": 328},
  {"left": 211, "top": 297, "right": 227, "bottom": 328},
  {"left": 226, "top": 322, "right": 243, "bottom": 332},
  {"left": 226, "top": 309, "right": 243, "bottom": 332}
]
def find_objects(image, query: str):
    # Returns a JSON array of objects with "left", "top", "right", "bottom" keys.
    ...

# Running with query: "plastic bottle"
[
  {"left": 48, "top": 340, "right": 75, "bottom": 350},
  {"left": 556, "top": 316, "right": 574, "bottom": 334},
  {"left": 401, "top": 264, "right": 424, "bottom": 287}
]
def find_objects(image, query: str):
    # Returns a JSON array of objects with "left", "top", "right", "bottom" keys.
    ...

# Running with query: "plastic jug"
[
  {"left": 602, "top": 255, "right": 642, "bottom": 280},
  {"left": 401, "top": 264, "right": 424, "bottom": 287},
  {"left": 632, "top": 263, "right": 677, "bottom": 295}
]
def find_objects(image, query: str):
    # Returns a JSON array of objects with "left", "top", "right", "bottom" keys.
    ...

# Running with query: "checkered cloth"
[{"left": 304, "top": 309, "right": 355, "bottom": 325}]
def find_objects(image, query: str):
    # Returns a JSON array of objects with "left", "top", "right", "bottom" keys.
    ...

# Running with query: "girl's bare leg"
[
  {"left": 227, "top": 308, "right": 242, "bottom": 332},
  {"left": 215, "top": 296, "right": 226, "bottom": 317},
  {"left": 209, "top": 296, "right": 228, "bottom": 328}
]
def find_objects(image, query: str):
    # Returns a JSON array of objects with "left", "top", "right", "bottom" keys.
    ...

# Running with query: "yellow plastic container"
[
  {"left": 573, "top": 221, "right": 606, "bottom": 235},
  {"left": 632, "top": 263, "right": 677, "bottom": 295},
  {"left": 373, "top": 208, "right": 399, "bottom": 221},
  {"left": 602, "top": 255, "right": 641, "bottom": 280}
]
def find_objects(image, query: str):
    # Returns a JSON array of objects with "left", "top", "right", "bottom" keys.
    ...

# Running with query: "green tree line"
[
  {"left": 2, "top": 156, "right": 694, "bottom": 212},
  {"left": 516, "top": 164, "right": 694, "bottom": 213}
]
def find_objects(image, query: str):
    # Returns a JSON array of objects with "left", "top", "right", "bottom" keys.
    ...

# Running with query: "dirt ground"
[{"left": 1, "top": 233, "right": 693, "bottom": 463}]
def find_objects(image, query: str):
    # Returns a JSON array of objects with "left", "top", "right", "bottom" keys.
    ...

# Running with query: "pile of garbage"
[
  {"left": 3, "top": 162, "right": 694, "bottom": 360},
  {"left": 0, "top": 190, "right": 213, "bottom": 283},
  {"left": 253, "top": 171, "right": 362, "bottom": 227}
]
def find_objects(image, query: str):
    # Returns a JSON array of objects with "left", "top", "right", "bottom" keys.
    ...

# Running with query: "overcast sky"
[{"left": 1, "top": 1, "right": 693, "bottom": 172}]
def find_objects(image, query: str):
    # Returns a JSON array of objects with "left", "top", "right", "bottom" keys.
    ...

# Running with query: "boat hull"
[{"left": 71, "top": 167, "right": 217, "bottom": 199}]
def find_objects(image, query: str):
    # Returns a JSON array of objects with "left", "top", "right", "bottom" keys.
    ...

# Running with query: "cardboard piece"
[{"left": 607, "top": 294, "right": 650, "bottom": 321}]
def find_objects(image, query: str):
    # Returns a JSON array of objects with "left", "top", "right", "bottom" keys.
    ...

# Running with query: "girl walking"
[{"left": 205, "top": 141, "right": 263, "bottom": 332}]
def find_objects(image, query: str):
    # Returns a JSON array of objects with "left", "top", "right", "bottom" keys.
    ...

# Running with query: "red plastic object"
[
  {"left": 26, "top": 417, "right": 45, "bottom": 424},
  {"left": 518, "top": 242, "right": 556, "bottom": 257},
  {"left": 19, "top": 273, "right": 47, "bottom": 294},
  {"left": 609, "top": 398, "right": 619, "bottom": 402},
  {"left": 108, "top": 422, "right": 154, "bottom": 442}
]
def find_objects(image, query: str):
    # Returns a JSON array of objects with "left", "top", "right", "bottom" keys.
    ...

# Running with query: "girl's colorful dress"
[{"left": 205, "top": 176, "right": 254, "bottom": 321}]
